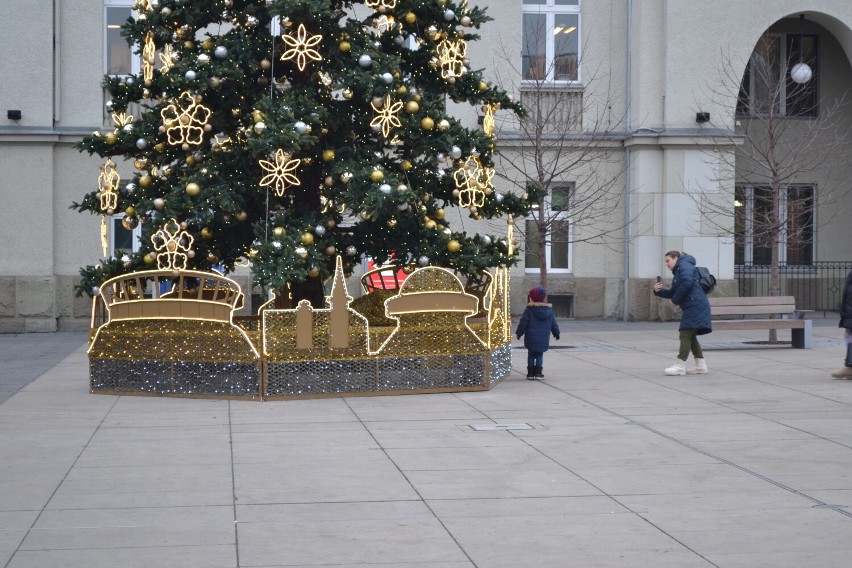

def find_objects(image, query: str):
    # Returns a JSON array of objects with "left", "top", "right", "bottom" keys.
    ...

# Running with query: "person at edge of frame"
[
  {"left": 515, "top": 286, "right": 560, "bottom": 380},
  {"left": 831, "top": 269, "right": 852, "bottom": 379},
  {"left": 653, "top": 251, "right": 712, "bottom": 376}
]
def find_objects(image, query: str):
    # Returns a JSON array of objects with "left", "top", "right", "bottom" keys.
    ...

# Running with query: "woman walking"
[
  {"left": 653, "top": 251, "right": 712, "bottom": 376},
  {"left": 831, "top": 270, "right": 852, "bottom": 379}
]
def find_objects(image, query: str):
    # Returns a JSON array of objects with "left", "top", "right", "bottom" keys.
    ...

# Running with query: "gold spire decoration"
[
  {"left": 160, "top": 91, "right": 212, "bottom": 146},
  {"left": 280, "top": 23, "right": 323, "bottom": 71},
  {"left": 482, "top": 103, "right": 496, "bottom": 138},
  {"left": 142, "top": 31, "right": 156, "bottom": 83},
  {"left": 370, "top": 94, "right": 404, "bottom": 138},
  {"left": 152, "top": 218, "right": 194, "bottom": 271},
  {"left": 259, "top": 149, "right": 302, "bottom": 196}
]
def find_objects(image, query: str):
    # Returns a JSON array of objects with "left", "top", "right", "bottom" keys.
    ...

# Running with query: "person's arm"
[
  {"left": 551, "top": 315, "right": 560, "bottom": 340},
  {"left": 516, "top": 310, "right": 529, "bottom": 338},
  {"left": 670, "top": 265, "right": 692, "bottom": 306},
  {"left": 655, "top": 281, "right": 675, "bottom": 299}
]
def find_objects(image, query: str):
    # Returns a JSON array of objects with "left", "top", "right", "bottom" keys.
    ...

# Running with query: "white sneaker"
[
  {"left": 665, "top": 360, "right": 687, "bottom": 376},
  {"left": 688, "top": 357, "right": 708, "bottom": 375}
]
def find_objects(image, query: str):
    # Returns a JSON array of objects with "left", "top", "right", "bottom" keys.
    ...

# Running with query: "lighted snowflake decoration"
[
  {"left": 453, "top": 156, "right": 493, "bottom": 208},
  {"left": 259, "top": 149, "right": 302, "bottom": 197},
  {"left": 280, "top": 23, "right": 323, "bottom": 71},
  {"left": 160, "top": 91, "right": 212, "bottom": 146},
  {"left": 370, "top": 94, "right": 404, "bottom": 138},
  {"left": 366, "top": 0, "right": 397, "bottom": 11},
  {"left": 436, "top": 38, "right": 467, "bottom": 80},
  {"left": 97, "top": 158, "right": 120, "bottom": 212},
  {"left": 152, "top": 218, "right": 195, "bottom": 271}
]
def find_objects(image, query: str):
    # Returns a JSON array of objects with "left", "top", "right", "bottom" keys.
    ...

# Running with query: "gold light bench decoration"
[
  {"left": 88, "top": 225, "right": 512, "bottom": 400},
  {"left": 88, "top": 219, "right": 260, "bottom": 398}
]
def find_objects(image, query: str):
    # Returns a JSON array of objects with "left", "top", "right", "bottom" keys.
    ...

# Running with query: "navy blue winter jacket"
[
  {"left": 654, "top": 254, "right": 712, "bottom": 335},
  {"left": 516, "top": 303, "right": 560, "bottom": 352}
]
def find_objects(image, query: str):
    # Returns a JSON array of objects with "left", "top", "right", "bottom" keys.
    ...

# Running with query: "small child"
[{"left": 515, "top": 286, "right": 560, "bottom": 380}]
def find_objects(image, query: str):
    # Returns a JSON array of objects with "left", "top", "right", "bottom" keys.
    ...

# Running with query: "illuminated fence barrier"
[{"left": 87, "top": 261, "right": 512, "bottom": 400}]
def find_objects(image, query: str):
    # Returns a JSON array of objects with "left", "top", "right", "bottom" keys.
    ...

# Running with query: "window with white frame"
[
  {"left": 737, "top": 32, "right": 818, "bottom": 117},
  {"left": 110, "top": 213, "right": 142, "bottom": 258},
  {"left": 105, "top": 2, "right": 139, "bottom": 76},
  {"left": 734, "top": 184, "right": 815, "bottom": 266},
  {"left": 525, "top": 184, "right": 573, "bottom": 273},
  {"left": 522, "top": 0, "right": 580, "bottom": 83}
]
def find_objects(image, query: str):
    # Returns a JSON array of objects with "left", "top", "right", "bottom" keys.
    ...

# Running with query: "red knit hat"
[{"left": 529, "top": 287, "right": 546, "bottom": 303}]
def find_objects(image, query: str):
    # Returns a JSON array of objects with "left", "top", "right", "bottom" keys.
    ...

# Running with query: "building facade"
[{"left": 1, "top": 0, "right": 851, "bottom": 331}]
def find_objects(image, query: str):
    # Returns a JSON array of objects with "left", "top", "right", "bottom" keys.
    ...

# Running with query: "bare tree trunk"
[
  {"left": 538, "top": 205, "right": 548, "bottom": 288},
  {"left": 769, "top": 182, "right": 781, "bottom": 343}
]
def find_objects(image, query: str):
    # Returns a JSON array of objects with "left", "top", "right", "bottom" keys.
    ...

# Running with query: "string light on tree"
[{"left": 97, "top": 158, "right": 121, "bottom": 257}]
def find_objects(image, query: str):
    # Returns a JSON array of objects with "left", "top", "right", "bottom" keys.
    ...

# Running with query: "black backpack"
[{"left": 695, "top": 266, "right": 716, "bottom": 294}]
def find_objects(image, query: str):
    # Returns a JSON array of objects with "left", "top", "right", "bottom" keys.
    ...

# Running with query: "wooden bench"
[{"left": 708, "top": 296, "right": 812, "bottom": 348}]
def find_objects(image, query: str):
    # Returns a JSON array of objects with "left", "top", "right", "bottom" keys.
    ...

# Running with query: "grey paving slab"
[{"left": 1, "top": 320, "right": 851, "bottom": 567}]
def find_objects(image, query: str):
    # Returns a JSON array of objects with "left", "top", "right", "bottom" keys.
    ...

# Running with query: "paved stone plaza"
[{"left": 1, "top": 320, "right": 851, "bottom": 567}]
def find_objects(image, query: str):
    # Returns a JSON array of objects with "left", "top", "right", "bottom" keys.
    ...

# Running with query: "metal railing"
[{"left": 735, "top": 261, "right": 852, "bottom": 314}]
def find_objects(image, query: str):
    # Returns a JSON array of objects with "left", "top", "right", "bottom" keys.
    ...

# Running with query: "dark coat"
[
  {"left": 840, "top": 270, "right": 852, "bottom": 330},
  {"left": 516, "top": 303, "right": 560, "bottom": 352},
  {"left": 654, "top": 254, "right": 712, "bottom": 335}
]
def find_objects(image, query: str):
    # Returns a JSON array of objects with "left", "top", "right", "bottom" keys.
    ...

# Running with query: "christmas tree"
[{"left": 74, "top": 0, "right": 538, "bottom": 305}]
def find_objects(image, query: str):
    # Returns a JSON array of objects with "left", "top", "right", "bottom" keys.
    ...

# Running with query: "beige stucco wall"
[{"left": 1, "top": 1, "right": 852, "bottom": 329}]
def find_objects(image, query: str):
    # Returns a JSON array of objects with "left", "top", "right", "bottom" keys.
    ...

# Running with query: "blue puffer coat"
[
  {"left": 516, "top": 303, "right": 560, "bottom": 352},
  {"left": 654, "top": 254, "right": 712, "bottom": 335}
]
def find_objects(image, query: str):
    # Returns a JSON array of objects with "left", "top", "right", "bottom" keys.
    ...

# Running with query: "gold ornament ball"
[
  {"left": 308, "top": 267, "right": 321, "bottom": 278},
  {"left": 186, "top": 155, "right": 196, "bottom": 166},
  {"left": 143, "top": 252, "right": 156, "bottom": 265},
  {"left": 105, "top": 133, "right": 117, "bottom": 145},
  {"left": 402, "top": 264, "right": 415, "bottom": 274},
  {"left": 343, "top": 88, "right": 353, "bottom": 99},
  {"left": 202, "top": 38, "right": 215, "bottom": 50},
  {"left": 387, "top": 218, "right": 397, "bottom": 228},
  {"left": 404, "top": 12, "right": 416, "bottom": 24},
  {"left": 154, "top": 142, "right": 166, "bottom": 153},
  {"left": 186, "top": 182, "right": 201, "bottom": 197},
  {"left": 201, "top": 227, "right": 213, "bottom": 239},
  {"left": 260, "top": 58, "right": 272, "bottom": 70},
  {"left": 125, "top": 206, "right": 136, "bottom": 217},
  {"left": 478, "top": 81, "right": 488, "bottom": 92},
  {"left": 396, "top": 85, "right": 408, "bottom": 95},
  {"left": 425, "top": 219, "right": 437, "bottom": 230},
  {"left": 401, "top": 160, "right": 412, "bottom": 171},
  {"left": 421, "top": 117, "right": 434, "bottom": 130},
  {"left": 434, "top": 208, "right": 445, "bottom": 220},
  {"left": 301, "top": 232, "right": 315, "bottom": 246},
  {"left": 209, "top": 77, "right": 222, "bottom": 88},
  {"left": 187, "top": 250, "right": 196, "bottom": 258},
  {"left": 324, "top": 176, "right": 334, "bottom": 187},
  {"left": 339, "top": 40, "right": 351, "bottom": 52},
  {"left": 153, "top": 197, "right": 165, "bottom": 210},
  {"left": 326, "top": 219, "right": 336, "bottom": 228},
  {"left": 370, "top": 169, "right": 384, "bottom": 183},
  {"left": 447, "top": 240, "right": 461, "bottom": 253},
  {"left": 183, "top": 40, "right": 195, "bottom": 50},
  {"left": 207, "top": 253, "right": 218, "bottom": 262},
  {"left": 322, "top": 149, "right": 335, "bottom": 162},
  {"left": 405, "top": 100, "right": 420, "bottom": 114},
  {"left": 139, "top": 174, "right": 152, "bottom": 188},
  {"left": 121, "top": 216, "right": 139, "bottom": 230},
  {"left": 325, "top": 245, "right": 336, "bottom": 256},
  {"left": 273, "top": 227, "right": 285, "bottom": 237},
  {"left": 236, "top": 211, "right": 248, "bottom": 222},
  {"left": 438, "top": 119, "right": 450, "bottom": 131}
]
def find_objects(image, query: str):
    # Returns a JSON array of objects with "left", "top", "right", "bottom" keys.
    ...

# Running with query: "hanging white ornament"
[{"left": 358, "top": 54, "right": 373, "bottom": 68}]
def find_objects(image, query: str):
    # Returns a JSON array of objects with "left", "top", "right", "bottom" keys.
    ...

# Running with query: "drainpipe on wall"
[
  {"left": 53, "top": 0, "right": 61, "bottom": 125},
  {"left": 622, "top": 0, "right": 633, "bottom": 321}
]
